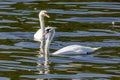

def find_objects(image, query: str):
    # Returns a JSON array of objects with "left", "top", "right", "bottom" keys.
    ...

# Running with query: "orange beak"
[{"left": 44, "top": 13, "right": 50, "bottom": 18}]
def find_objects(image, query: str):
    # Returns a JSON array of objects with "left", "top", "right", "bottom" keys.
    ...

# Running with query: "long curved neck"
[
  {"left": 39, "top": 15, "right": 45, "bottom": 29},
  {"left": 45, "top": 31, "right": 55, "bottom": 55},
  {"left": 39, "top": 14, "right": 45, "bottom": 53},
  {"left": 45, "top": 34, "right": 51, "bottom": 55}
]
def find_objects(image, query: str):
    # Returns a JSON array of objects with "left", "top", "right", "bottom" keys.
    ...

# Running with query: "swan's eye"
[
  {"left": 45, "top": 29, "right": 50, "bottom": 33},
  {"left": 46, "top": 29, "right": 50, "bottom": 32}
]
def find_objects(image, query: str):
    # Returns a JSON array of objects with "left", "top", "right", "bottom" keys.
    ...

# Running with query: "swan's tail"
[{"left": 93, "top": 47, "right": 101, "bottom": 51}]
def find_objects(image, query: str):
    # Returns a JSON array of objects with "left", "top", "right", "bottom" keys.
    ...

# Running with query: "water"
[{"left": 0, "top": 0, "right": 120, "bottom": 80}]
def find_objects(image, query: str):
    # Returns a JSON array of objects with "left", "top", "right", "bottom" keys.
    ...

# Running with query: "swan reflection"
[{"left": 36, "top": 51, "right": 50, "bottom": 80}]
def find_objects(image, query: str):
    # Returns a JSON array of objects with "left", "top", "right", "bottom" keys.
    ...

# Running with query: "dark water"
[{"left": 0, "top": 0, "right": 120, "bottom": 80}]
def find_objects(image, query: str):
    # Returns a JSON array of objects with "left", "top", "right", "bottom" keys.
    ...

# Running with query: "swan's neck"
[
  {"left": 45, "top": 31, "right": 55, "bottom": 55},
  {"left": 39, "top": 15, "right": 45, "bottom": 53},
  {"left": 45, "top": 34, "right": 51, "bottom": 55},
  {"left": 40, "top": 15, "right": 45, "bottom": 29}
]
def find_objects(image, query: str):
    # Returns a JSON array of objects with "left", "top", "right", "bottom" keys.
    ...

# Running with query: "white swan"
[
  {"left": 34, "top": 10, "right": 50, "bottom": 53},
  {"left": 44, "top": 27, "right": 100, "bottom": 55}
]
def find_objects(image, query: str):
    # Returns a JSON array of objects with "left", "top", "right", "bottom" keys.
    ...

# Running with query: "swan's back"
[
  {"left": 52, "top": 45, "right": 100, "bottom": 55},
  {"left": 34, "top": 29, "right": 42, "bottom": 42}
]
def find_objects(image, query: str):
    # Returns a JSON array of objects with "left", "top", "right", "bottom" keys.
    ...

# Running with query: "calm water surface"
[{"left": 0, "top": 0, "right": 120, "bottom": 80}]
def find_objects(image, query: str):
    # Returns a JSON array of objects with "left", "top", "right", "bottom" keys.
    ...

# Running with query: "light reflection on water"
[
  {"left": 56, "top": 17, "right": 120, "bottom": 23},
  {"left": 0, "top": 0, "right": 120, "bottom": 80}
]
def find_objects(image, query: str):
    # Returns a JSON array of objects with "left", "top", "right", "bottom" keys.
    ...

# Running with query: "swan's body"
[
  {"left": 53, "top": 45, "right": 100, "bottom": 55},
  {"left": 34, "top": 29, "right": 42, "bottom": 42},
  {"left": 44, "top": 27, "right": 100, "bottom": 55},
  {"left": 34, "top": 10, "right": 50, "bottom": 53}
]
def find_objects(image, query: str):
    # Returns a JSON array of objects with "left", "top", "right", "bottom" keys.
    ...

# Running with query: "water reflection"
[{"left": 36, "top": 51, "right": 50, "bottom": 80}]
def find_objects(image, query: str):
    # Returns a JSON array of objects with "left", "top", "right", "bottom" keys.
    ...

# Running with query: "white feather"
[
  {"left": 34, "top": 29, "right": 42, "bottom": 42},
  {"left": 52, "top": 45, "right": 100, "bottom": 55}
]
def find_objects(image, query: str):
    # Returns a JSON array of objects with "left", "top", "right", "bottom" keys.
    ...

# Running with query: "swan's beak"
[{"left": 44, "top": 13, "right": 50, "bottom": 18}]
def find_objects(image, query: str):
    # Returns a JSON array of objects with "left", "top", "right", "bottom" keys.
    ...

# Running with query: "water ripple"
[
  {"left": 48, "top": 9, "right": 119, "bottom": 15},
  {"left": 56, "top": 17, "right": 120, "bottom": 23},
  {"left": 21, "top": 73, "right": 118, "bottom": 79}
]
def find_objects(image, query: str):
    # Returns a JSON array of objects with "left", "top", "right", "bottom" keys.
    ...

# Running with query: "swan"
[
  {"left": 34, "top": 10, "right": 50, "bottom": 53},
  {"left": 44, "top": 27, "right": 101, "bottom": 55}
]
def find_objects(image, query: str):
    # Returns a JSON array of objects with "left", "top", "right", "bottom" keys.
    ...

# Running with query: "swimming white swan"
[
  {"left": 44, "top": 27, "right": 100, "bottom": 55},
  {"left": 34, "top": 10, "right": 50, "bottom": 53}
]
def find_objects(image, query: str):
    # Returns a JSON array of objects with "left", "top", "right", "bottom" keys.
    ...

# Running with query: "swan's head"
[
  {"left": 45, "top": 27, "right": 56, "bottom": 35},
  {"left": 39, "top": 10, "right": 50, "bottom": 18},
  {"left": 44, "top": 27, "right": 56, "bottom": 41}
]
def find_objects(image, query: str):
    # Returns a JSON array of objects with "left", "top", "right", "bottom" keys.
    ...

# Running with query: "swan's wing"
[
  {"left": 34, "top": 28, "right": 49, "bottom": 42},
  {"left": 34, "top": 29, "right": 42, "bottom": 42},
  {"left": 52, "top": 45, "right": 100, "bottom": 55}
]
